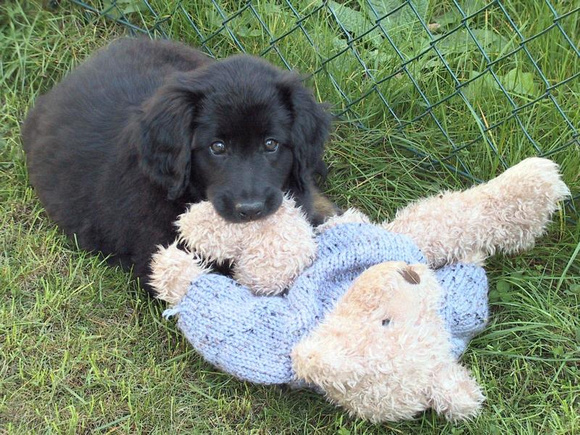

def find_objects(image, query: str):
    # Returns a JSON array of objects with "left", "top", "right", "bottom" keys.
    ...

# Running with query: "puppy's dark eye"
[
  {"left": 264, "top": 138, "right": 279, "bottom": 153},
  {"left": 210, "top": 141, "right": 226, "bottom": 155},
  {"left": 382, "top": 318, "right": 391, "bottom": 326}
]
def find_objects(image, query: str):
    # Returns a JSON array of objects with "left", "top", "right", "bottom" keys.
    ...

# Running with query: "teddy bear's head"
[
  {"left": 338, "top": 262, "right": 440, "bottom": 324},
  {"left": 292, "top": 261, "right": 484, "bottom": 422}
]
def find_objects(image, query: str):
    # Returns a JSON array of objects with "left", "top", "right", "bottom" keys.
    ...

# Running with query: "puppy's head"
[{"left": 138, "top": 54, "right": 331, "bottom": 222}]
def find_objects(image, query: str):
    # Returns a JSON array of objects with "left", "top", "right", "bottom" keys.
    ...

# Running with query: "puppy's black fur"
[{"left": 22, "top": 38, "right": 335, "bottom": 294}]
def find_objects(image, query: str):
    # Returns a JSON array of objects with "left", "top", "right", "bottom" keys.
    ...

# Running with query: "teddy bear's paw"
[
  {"left": 176, "top": 201, "right": 242, "bottom": 264},
  {"left": 482, "top": 157, "right": 570, "bottom": 254},
  {"left": 315, "top": 208, "right": 371, "bottom": 233},
  {"left": 149, "top": 242, "right": 211, "bottom": 305},
  {"left": 490, "top": 157, "right": 569, "bottom": 198},
  {"left": 234, "top": 240, "right": 316, "bottom": 296}
]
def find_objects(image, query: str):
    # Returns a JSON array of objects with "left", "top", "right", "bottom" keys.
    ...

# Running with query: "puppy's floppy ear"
[
  {"left": 277, "top": 74, "right": 332, "bottom": 192},
  {"left": 138, "top": 75, "right": 206, "bottom": 200}
]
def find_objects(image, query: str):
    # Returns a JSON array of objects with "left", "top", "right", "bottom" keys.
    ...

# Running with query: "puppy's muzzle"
[{"left": 235, "top": 200, "right": 265, "bottom": 220}]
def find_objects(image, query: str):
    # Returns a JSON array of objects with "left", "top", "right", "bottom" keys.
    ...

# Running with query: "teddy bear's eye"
[{"left": 382, "top": 318, "right": 391, "bottom": 326}]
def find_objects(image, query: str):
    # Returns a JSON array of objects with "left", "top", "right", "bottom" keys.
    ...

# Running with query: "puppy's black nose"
[{"left": 235, "top": 201, "right": 265, "bottom": 220}]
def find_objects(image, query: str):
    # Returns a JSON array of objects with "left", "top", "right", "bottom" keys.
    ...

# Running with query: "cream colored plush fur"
[
  {"left": 291, "top": 261, "right": 485, "bottom": 422},
  {"left": 324, "top": 158, "right": 570, "bottom": 267},
  {"left": 149, "top": 242, "right": 211, "bottom": 305},
  {"left": 153, "top": 196, "right": 317, "bottom": 297},
  {"left": 383, "top": 157, "right": 570, "bottom": 267},
  {"left": 315, "top": 207, "right": 371, "bottom": 233}
]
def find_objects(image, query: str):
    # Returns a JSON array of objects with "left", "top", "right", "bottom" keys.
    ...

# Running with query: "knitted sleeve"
[
  {"left": 435, "top": 264, "right": 489, "bottom": 358},
  {"left": 166, "top": 273, "right": 300, "bottom": 384}
]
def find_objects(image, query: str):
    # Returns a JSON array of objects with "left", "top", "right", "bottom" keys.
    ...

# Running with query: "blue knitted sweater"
[{"left": 164, "top": 223, "right": 488, "bottom": 385}]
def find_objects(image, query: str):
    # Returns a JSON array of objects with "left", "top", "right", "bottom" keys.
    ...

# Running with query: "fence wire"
[{"left": 67, "top": 0, "right": 579, "bottom": 218}]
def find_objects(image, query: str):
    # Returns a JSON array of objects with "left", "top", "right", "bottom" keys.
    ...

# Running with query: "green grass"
[{"left": 1, "top": 0, "right": 579, "bottom": 433}]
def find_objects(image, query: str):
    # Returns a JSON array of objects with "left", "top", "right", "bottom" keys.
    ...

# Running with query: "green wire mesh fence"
[{"left": 67, "top": 0, "right": 579, "bottom": 217}]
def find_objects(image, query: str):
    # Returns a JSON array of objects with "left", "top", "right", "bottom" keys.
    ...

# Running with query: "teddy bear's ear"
[
  {"left": 398, "top": 266, "right": 421, "bottom": 284},
  {"left": 427, "top": 362, "right": 485, "bottom": 421}
]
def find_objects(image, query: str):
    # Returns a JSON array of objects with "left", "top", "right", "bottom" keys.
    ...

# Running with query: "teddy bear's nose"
[{"left": 398, "top": 267, "right": 421, "bottom": 284}]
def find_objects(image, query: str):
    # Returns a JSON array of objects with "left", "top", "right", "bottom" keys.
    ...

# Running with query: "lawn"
[{"left": 1, "top": 0, "right": 579, "bottom": 433}]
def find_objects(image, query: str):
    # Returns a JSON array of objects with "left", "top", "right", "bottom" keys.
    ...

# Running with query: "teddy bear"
[{"left": 149, "top": 157, "right": 569, "bottom": 422}]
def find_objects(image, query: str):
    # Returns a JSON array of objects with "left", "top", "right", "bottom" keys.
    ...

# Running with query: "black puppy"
[{"left": 22, "top": 38, "right": 337, "bottom": 294}]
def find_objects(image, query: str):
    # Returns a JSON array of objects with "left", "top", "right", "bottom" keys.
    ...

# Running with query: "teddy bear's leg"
[
  {"left": 383, "top": 157, "right": 570, "bottom": 267},
  {"left": 235, "top": 197, "right": 317, "bottom": 295},
  {"left": 177, "top": 197, "right": 318, "bottom": 295},
  {"left": 176, "top": 201, "right": 243, "bottom": 265},
  {"left": 427, "top": 362, "right": 485, "bottom": 421},
  {"left": 149, "top": 242, "right": 211, "bottom": 305}
]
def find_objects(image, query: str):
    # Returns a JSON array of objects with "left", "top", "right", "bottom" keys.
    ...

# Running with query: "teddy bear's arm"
[{"left": 149, "top": 242, "right": 211, "bottom": 305}]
